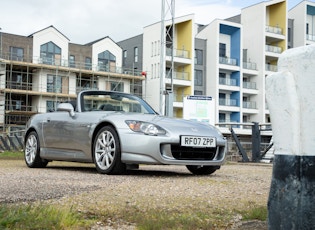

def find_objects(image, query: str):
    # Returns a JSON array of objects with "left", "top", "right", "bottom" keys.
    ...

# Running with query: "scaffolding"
[{"left": 0, "top": 53, "right": 145, "bottom": 135}]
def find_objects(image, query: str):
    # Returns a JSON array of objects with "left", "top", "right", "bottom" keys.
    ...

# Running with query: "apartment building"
[
  {"left": 242, "top": 0, "right": 287, "bottom": 127},
  {"left": 0, "top": 26, "right": 145, "bottom": 134},
  {"left": 196, "top": 19, "right": 245, "bottom": 134},
  {"left": 119, "top": 0, "right": 290, "bottom": 137},
  {"left": 141, "top": 14, "right": 195, "bottom": 116},
  {"left": 289, "top": 0, "right": 315, "bottom": 46}
]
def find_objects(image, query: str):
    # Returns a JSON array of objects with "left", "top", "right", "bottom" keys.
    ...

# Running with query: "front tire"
[
  {"left": 24, "top": 131, "right": 48, "bottom": 168},
  {"left": 93, "top": 126, "right": 126, "bottom": 175},
  {"left": 186, "top": 165, "right": 219, "bottom": 175}
]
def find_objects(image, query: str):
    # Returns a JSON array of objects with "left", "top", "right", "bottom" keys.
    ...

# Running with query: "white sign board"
[{"left": 183, "top": 95, "right": 215, "bottom": 125}]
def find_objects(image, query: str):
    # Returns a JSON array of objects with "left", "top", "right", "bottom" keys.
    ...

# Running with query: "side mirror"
[{"left": 57, "top": 103, "right": 75, "bottom": 117}]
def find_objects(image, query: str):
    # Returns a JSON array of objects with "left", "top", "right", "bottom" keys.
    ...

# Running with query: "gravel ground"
[{"left": 0, "top": 159, "right": 273, "bottom": 229}]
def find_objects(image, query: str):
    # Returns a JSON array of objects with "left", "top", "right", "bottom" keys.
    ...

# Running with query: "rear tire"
[
  {"left": 24, "top": 131, "right": 48, "bottom": 168},
  {"left": 186, "top": 165, "right": 219, "bottom": 175},
  {"left": 93, "top": 126, "right": 126, "bottom": 175}
]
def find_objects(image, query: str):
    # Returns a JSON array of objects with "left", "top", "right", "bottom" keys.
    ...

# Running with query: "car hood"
[
  {"left": 150, "top": 115, "right": 221, "bottom": 135},
  {"left": 107, "top": 113, "right": 223, "bottom": 138}
]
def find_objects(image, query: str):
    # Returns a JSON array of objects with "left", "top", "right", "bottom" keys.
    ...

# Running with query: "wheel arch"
[
  {"left": 24, "top": 127, "right": 37, "bottom": 145},
  {"left": 91, "top": 121, "right": 121, "bottom": 157}
]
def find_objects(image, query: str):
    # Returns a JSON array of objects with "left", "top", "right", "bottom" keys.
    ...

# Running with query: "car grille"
[{"left": 170, "top": 144, "right": 217, "bottom": 160}]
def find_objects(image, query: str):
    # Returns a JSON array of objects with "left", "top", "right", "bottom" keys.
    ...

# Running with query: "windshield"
[{"left": 79, "top": 91, "right": 157, "bottom": 114}]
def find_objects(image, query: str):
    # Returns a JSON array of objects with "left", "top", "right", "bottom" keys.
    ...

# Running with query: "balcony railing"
[
  {"left": 219, "top": 98, "right": 238, "bottom": 106},
  {"left": 219, "top": 77, "right": 237, "bottom": 86},
  {"left": 173, "top": 93, "right": 191, "bottom": 103},
  {"left": 166, "top": 48, "right": 189, "bottom": 59},
  {"left": 219, "top": 57, "right": 237, "bottom": 66},
  {"left": 266, "top": 25, "right": 283, "bottom": 35},
  {"left": 219, "top": 119, "right": 239, "bottom": 128},
  {"left": 243, "top": 62, "right": 257, "bottom": 70},
  {"left": 265, "top": 45, "right": 282, "bottom": 54},
  {"left": 243, "top": 101, "right": 257, "bottom": 109},
  {"left": 306, "top": 34, "right": 315, "bottom": 41},
  {"left": 0, "top": 51, "right": 144, "bottom": 77},
  {"left": 166, "top": 71, "right": 189, "bottom": 81},
  {"left": 243, "top": 81, "right": 257, "bottom": 90},
  {"left": 266, "top": 64, "right": 278, "bottom": 72}
]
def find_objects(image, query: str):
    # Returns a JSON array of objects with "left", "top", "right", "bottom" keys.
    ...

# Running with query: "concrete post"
[{"left": 266, "top": 45, "right": 315, "bottom": 229}]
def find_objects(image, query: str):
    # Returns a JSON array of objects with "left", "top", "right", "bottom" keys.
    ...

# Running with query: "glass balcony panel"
[
  {"left": 266, "top": 25, "right": 283, "bottom": 35},
  {"left": 219, "top": 78, "right": 237, "bottom": 86},
  {"left": 243, "top": 81, "right": 257, "bottom": 90},
  {"left": 219, "top": 56, "right": 237, "bottom": 66},
  {"left": 243, "top": 62, "right": 257, "bottom": 70},
  {"left": 219, "top": 98, "right": 238, "bottom": 106}
]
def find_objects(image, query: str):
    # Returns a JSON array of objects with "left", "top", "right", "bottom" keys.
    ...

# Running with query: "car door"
[{"left": 41, "top": 112, "right": 92, "bottom": 160}]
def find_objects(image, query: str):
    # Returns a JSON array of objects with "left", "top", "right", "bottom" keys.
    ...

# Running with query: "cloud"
[
  {"left": 176, "top": 0, "right": 241, "bottom": 24},
  {"left": 1, "top": 0, "right": 246, "bottom": 44}
]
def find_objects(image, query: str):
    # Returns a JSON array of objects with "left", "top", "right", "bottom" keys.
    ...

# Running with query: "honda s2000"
[{"left": 24, "top": 90, "right": 226, "bottom": 175}]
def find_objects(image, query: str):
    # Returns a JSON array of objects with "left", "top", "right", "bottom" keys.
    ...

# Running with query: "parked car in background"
[{"left": 24, "top": 90, "right": 227, "bottom": 175}]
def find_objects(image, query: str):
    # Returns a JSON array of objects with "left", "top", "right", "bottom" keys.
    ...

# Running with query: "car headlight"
[{"left": 125, "top": 120, "right": 166, "bottom": 136}]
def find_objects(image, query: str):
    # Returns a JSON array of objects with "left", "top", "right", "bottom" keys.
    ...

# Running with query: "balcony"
[
  {"left": 166, "top": 48, "right": 189, "bottom": 59},
  {"left": 243, "top": 62, "right": 257, "bottom": 70},
  {"left": 265, "top": 64, "right": 278, "bottom": 72},
  {"left": 266, "top": 25, "right": 283, "bottom": 35},
  {"left": 306, "top": 34, "right": 315, "bottom": 41},
  {"left": 166, "top": 71, "right": 189, "bottom": 81},
  {"left": 243, "top": 81, "right": 257, "bottom": 90},
  {"left": 265, "top": 45, "right": 282, "bottom": 54},
  {"left": 219, "top": 98, "right": 238, "bottom": 106},
  {"left": 219, "top": 57, "right": 237, "bottom": 66},
  {"left": 219, "top": 78, "right": 237, "bottom": 87},
  {"left": 243, "top": 101, "right": 257, "bottom": 109},
  {"left": 0, "top": 51, "right": 144, "bottom": 77},
  {"left": 174, "top": 94, "right": 189, "bottom": 103}
]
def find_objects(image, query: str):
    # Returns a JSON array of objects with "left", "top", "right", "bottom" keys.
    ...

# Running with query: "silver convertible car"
[{"left": 24, "top": 90, "right": 227, "bottom": 175}]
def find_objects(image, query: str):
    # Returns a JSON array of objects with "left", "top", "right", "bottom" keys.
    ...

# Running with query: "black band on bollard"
[{"left": 268, "top": 154, "right": 315, "bottom": 230}]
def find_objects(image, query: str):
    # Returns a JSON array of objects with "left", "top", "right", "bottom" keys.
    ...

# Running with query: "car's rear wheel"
[
  {"left": 93, "top": 126, "right": 126, "bottom": 175},
  {"left": 186, "top": 165, "right": 219, "bottom": 175},
  {"left": 24, "top": 131, "right": 48, "bottom": 168}
]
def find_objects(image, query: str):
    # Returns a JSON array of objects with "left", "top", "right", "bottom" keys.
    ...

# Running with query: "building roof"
[{"left": 28, "top": 25, "right": 70, "bottom": 41}]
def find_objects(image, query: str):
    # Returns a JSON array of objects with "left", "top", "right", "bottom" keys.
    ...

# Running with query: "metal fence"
[{"left": 0, "top": 133, "right": 24, "bottom": 151}]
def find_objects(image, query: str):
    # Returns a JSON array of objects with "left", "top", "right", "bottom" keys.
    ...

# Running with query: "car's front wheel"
[
  {"left": 93, "top": 126, "right": 126, "bottom": 175},
  {"left": 186, "top": 165, "right": 219, "bottom": 175},
  {"left": 24, "top": 131, "right": 48, "bottom": 168}
]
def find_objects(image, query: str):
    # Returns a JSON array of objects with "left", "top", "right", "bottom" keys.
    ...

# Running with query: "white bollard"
[{"left": 266, "top": 44, "right": 315, "bottom": 229}]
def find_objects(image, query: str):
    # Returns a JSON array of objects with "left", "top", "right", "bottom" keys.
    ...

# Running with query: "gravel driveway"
[{"left": 0, "top": 159, "right": 273, "bottom": 229}]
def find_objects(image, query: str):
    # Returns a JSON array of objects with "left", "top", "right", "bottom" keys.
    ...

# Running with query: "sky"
[{"left": 1, "top": 0, "right": 306, "bottom": 44}]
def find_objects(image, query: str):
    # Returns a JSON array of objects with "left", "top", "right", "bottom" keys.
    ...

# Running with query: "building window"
[
  {"left": 194, "top": 70, "right": 203, "bottom": 86},
  {"left": 110, "top": 82, "right": 124, "bottom": 92},
  {"left": 47, "top": 75, "right": 62, "bottom": 93},
  {"left": 194, "top": 49, "right": 203, "bottom": 65},
  {"left": 69, "top": 55, "right": 75, "bottom": 68},
  {"left": 98, "top": 50, "right": 116, "bottom": 72},
  {"left": 219, "top": 113, "right": 226, "bottom": 122},
  {"left": 123, "top": 50, "right": 127, "bottom": 66},
  {"left": 46, "top": 101, "right": 60, "bottom": 112},
  {"left": 10, "top": 47, "right": 24, "bottom": 61},
  {"left": 40, "top": 42, "right": 61, "bottom": 65},
  {"left": 306, "top": 23, "right": 309, "bottom": 35},
  {"left": 134, "top": 47, "right": 138, "bottom": 63},
  {"left": 219, "top": 43, "right": 226, "bottom": 57},
  {"left": 219, "top": 72, "right": 226, "bottom": 84},
  {"left": 85, "top": 57, "right": 92, "bottom": 70}
]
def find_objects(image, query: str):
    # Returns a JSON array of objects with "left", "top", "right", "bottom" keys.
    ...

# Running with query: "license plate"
[{"left": 180, "top": 136, "right": 216, "bottom": 148}]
